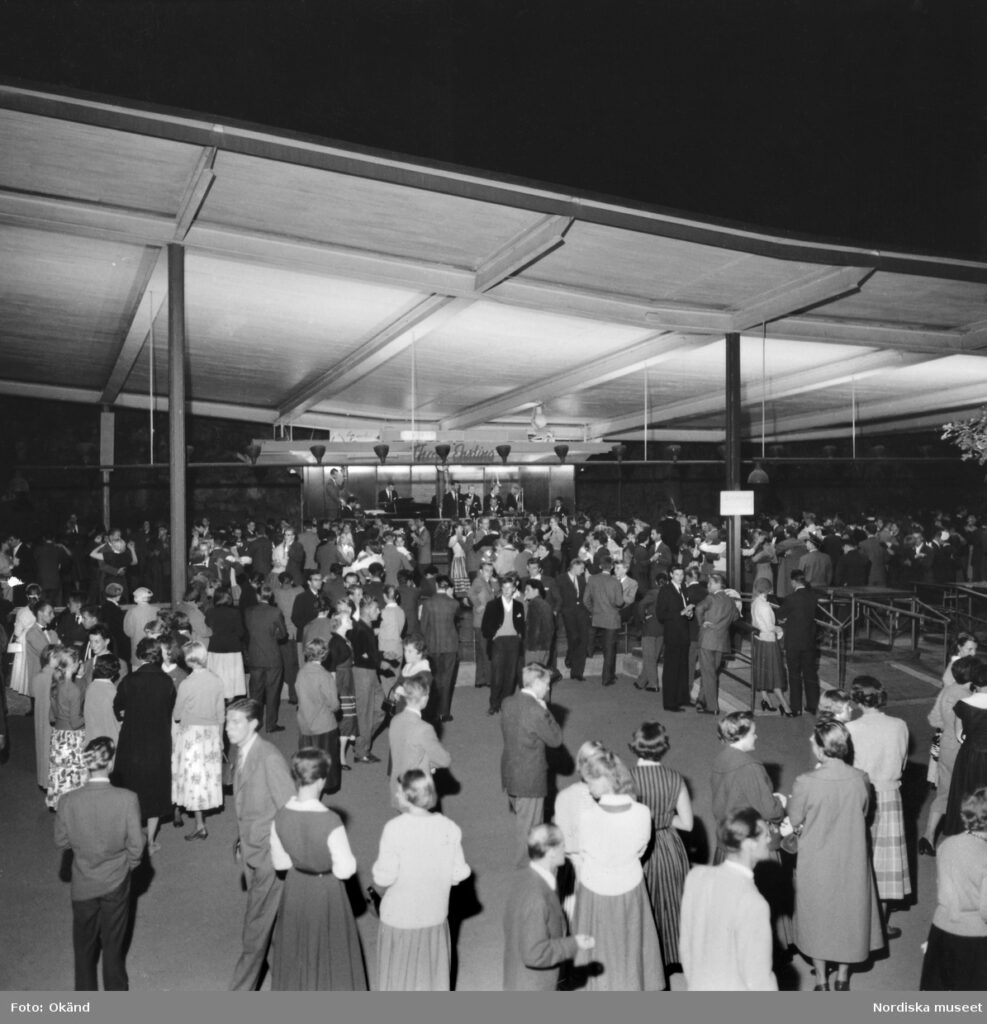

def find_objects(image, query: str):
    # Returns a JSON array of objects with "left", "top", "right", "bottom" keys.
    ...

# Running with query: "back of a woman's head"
[
  {"left": 575, "top": 740, "right": 609, "bottom": 781},
  {"left": 752, "top": 577, "right": 772, "bottom": 596},
  {"left": 182, "top": 640, "right": 208, "bottom": 670},
  {"left": 717, "top": 807, "right": 763, "bottom": 853},
  {"left": 817, "top": 689, "right": 854, "bottom": 723},
  {"left": 850, "top": 675, "right": 886, "bottom": 709},
  {"left": 52, "top": 648, "right": 81, "bottom": 684},
  {"left": 588, "top": 751, "right": 637, "bottom": 798},
  {"left": 629, "top": 722, "right": 669, "bottom": 761},
  {"left": 136, "top": 636, "right": 163, "bottom": 665},
  {"left": 717, "top": 711, "right": 754, "bottom": 744},
  {"left": 813, "top": 720, "right": 853, "bottom": 764},
  {"left": 291, "top": 747, "right": 330, "bottom": 786},
  {"left": 399, "top": 769, "right": 437, "bottom": 810},
  {"left": 959, "top": 787, "right": 987, "bottom": 832}
]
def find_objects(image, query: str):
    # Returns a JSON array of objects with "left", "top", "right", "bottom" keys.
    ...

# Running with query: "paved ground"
[{"left": 0, "top": 637, "right": 944, "bottom": 992}]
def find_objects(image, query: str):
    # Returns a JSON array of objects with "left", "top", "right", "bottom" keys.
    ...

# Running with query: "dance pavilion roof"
[{"left": 1, "top": 81, "right": 986, "bottom": 464}]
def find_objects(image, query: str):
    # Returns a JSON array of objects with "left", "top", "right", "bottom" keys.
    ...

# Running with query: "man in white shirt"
[{"left": 679, "top": 808, "right": 778, "bottom": 991}]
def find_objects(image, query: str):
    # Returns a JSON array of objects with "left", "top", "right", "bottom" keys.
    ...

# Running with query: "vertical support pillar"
[
  {"left": 725, "top": 332, "right": 743, "bottom": 590},
  {"left": 99, "top": 406, "right": 114, "bottom": 529},
  {"left": 167, "top": 243, "right": 188, "bottom": 606}
]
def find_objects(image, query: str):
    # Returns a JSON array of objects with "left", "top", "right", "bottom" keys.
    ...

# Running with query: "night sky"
[{"left": 0, "top": 0, "right": 984, "bottom": 258}]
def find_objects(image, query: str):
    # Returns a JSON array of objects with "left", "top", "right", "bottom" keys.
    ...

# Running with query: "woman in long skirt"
[
  {"left": 46, "top": 647, "right": 88, "bottom": 807},
  {"left": 629, "top": 722, "right": 692, "bottom": 972},
  {"left": 571, "top": 752, "right": 664, "bottom": 991},
  {"left": 270, "top": 748, "right": 367, "bottom": 991},
  {"left": 171, "top": 641, "right": 225, "bottom": 847},
  {"left": 372, "top": 770, "right": 471, "bottom": 990},
  {"left": 750, "top": 578, "right": 792, "bottom": 715},
  {"left": 10, "top": 584, "right": 42, "bottom": 696},
  {"left": 204, "top": 588, "right": 246, "bottom": 701},
  {"left": 845, "top": 675, "right": 911, "bottom": 937},
  {"left": 324, "top": 613, "right": 357, "bottom": 770}
]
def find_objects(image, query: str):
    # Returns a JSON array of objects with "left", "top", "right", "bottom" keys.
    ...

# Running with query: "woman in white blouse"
[
  {"left": 371, "top": 770, "right": 470, "bottom": 990},
  {"left": 750, "top": 577, "right": 793, "bottom": 715},
  {"left": 570, "top": 752, "right": 664, "bottom": 991}
]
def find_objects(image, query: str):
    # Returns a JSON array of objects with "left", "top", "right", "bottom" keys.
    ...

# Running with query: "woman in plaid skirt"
[{"left": 845, "top": 675, "right": 911, "bottom": 939}]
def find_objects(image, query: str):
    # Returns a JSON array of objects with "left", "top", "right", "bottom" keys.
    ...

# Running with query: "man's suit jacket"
[
  {"left": 420, "top": 592, "right": 461, "bottom": 655},
  {"left": 413, "top": 526, "right": 432, "bottom": 566},
  {"left": 524, "top": 597, "right": 555, "bottom": 651},
  {"left": 25, "top": 623, "right": 56, "bottom": 682},
  {"left": 584, "top": 571, "right": 624, "bottom": 629},
  {"left": 245, "top": 534, "right": 273, "bottom": 577},
  {"left": 557, "top": 572, "right": 586, "bottom": 613},
  {"left": 777, "top": 587, "right": 819, "bottom": 651},
  {"left": 656, "top": 582, "right": 691, "bottom": 644},
  {"left": 503, "top": 866, "right": 578, "bottom": 991},
  {"left": 481, "top": 596, "right": 526, "bottom": 643},
  {"left": 500, "top": 690, "right": 562, "bottom": 797},
  {"left": 378, "top": 487, "right": 400, "bottom": 514},
  {"left": 291, "top": 588, "right": 321, "bottom": 636},
  {"left": 835, "top": 549, "right": 870, "bottom": 587},
  {"left": 860, "top": 536, "right": 888, "bottom": 586},
  {"left": 324, "top": 477, "right": 343, "bottom": 521},
  {"left": 285, "top": 541, "right": 307, "bottom": 587},
  {"left": 388, "top": 708, "right": 451, "bottom": 781},
  {"left": 798, "top": 550, "right": 832, "bottom": 588},
  {"left": 244, "top": 603, "right": 287, "bottom": 668},
  {"left": 381, "top": 544, "right": 411, "bottom": 586},
  {"left": 233, "top": 735, "right": 294, "bottom": 876},
  {"left": 54, "top": 780, "right": 144, "bottom": 900},
  {"left": 696, "top": 590, "right": 738, "bottom": 652}
]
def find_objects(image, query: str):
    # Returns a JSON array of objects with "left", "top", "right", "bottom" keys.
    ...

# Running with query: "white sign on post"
[{"left": 720, "top": 490, "right": 754, "bottom": 516}]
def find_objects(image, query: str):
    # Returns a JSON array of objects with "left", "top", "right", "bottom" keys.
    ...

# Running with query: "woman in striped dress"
[
  {"left": 629, "top": 722, "right": 692, "bottom": 972},
  {"left": 845, "top": 675, "right": 911, "bottom": 938}
]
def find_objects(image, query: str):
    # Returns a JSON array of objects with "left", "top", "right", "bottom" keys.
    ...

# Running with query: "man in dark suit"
[
  {"left": 54, "top": 737, "right": 144, "bottom": 990},
  {"left": 500, "top": 664, "right": 562, "bottom": 865},
  {"left": 656, "top": 566, "right": 695, "bottom": 711},
  {"left": 557, "top": 558, "right": 590, "bottom": 681},
  {"left": 419, "top": 575, "right": 462, "bottom": 723},
  {"left": 98, "top": 582, "right": 130, "bottom": 665},
  {"left": 694, "top": 573, "right": 738, "bottom": 713},
  {"left": 351, "top": 597, "right": 387, "bottom": 763},
  {"left": 777, "top": 569, "right": 820, "bottom": 715},
  {"left": 324, "top": 468, "right": 345, "bottom": 522},
  {"left": 482, "top": 573, "right": 526, "bottom": 715},
  {"left": 459, "top": 485, "right": 482, "bottom": 519},
  {"left": 583, "top": 555, "right": 624, "bottom": 687},
  {"left": 291, "top": 570, "right": 324, "bottom": 661},
  {"left": 835, "top": 538, "right": 870, "bottom": 588},
  {"left": 396, "top": 569, "right": 420, "bottom": 637},
  {"left": 245, "top": 584, "right": 288, "bottom": 733},
  {"left": 503, "top": 823, "right": 594, "bottom": 990},
  {"left": 378, "top": 483, "right": 400, "bottom": 514},
  {"left": 227, "top": 698, "right": 295, "bottom": 990}
]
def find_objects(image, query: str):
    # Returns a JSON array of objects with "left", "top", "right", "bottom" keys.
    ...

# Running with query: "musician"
[
  {"left": 459, "top": 485, "right": 482, "bottom": 519},
  {"left": 378, "top": 483, "right": 400, "bottom": 515},
  {"left": 484, "top": 484, "right": 503, "bottom": 515}
]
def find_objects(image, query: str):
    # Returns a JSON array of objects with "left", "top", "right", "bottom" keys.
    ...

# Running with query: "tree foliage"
[{"left": 942, "top": 408, "right": 987, "bottom": 465}]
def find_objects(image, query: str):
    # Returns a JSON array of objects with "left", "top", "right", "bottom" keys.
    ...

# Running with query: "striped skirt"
[
  {"left": 450, "top": 555, "right": 470, "bottom": 599},
  {"left": 871, "top": 787, "right": 911, "bottom": 901},
  {"left": 171, "top": 724, "right": 224, "bottom": 811},
  {"left": 46, "top": 729, "right": 87, "bottom": 808}
]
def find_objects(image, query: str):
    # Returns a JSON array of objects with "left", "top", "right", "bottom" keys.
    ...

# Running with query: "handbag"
[
  {"left": 6, "top": 640, "right": 22, "bottom": 654},
  {"left": 381, "top": 682, "right": 406, "bottom": 718},
  {"left": 927, "top": 728, "right": 941, "bottom": 786}
]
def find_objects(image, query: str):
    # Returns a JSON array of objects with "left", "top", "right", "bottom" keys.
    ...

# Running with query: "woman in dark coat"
[
  {"left": 709, "top": 711, "right": 793, "bottom": 956},
  {"left": 113, "top": 636, "right": 176, "bottom": 848},
  {"left": 787, "top": 720, "right": 885, "bottom": 991}
]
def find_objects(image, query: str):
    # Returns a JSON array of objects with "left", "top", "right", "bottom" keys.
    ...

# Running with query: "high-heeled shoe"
[
  {"left": 918, "top": 837, "right": 936, "bottom": 856},
  {"left": 780, "top": 707, "right": 795, "bottom": 718},
  {"left": 833, "top": 979, "right": 850, "bottom": 991},
  {"left": 184, "top": 827, "right": 208, "bottom": 842},
  {"left": 760, "top": 699, "right": 773, "bottom": 713}
]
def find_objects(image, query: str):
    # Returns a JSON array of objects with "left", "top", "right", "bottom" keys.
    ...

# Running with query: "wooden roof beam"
[
  {"left": 473, "top": 214, "right": 573, "bottom": 293},
  {"left": 587, "top": 348, "right": 937, "bottom": 436},
  {"left": 99, "top": 247, "right": 168, "bottom": 405},
  {"left": 438, "top": 333, "right": 714, "bottom": 432},
  {"left": 757, "top": 379, "right": 987, "bottom": 436},
  {"left": 173, "top": 146, "right": 217, "bottom": 241},
  {"left": 275, "top": 294, "right": 472, "bottom": 425},
  {"left": 730, "top": 265, "right": 873, "bottom": 332}
]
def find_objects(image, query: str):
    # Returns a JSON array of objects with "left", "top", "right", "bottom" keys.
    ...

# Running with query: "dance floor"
[{"left": 0, "top": 645, "right": 940, "bottom": 992}]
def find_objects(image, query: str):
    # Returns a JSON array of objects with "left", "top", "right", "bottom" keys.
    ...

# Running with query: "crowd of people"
[{"left": 2, "top": 500, "right": 986, "bottom": 993}]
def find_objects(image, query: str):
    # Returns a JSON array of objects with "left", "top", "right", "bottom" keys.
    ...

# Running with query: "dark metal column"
[
  {"left": 167, "top": 243, "right": 188, "bottom": 606},
  {"left": 725, "top": 332, "right": 742, "bottom": 589}
]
